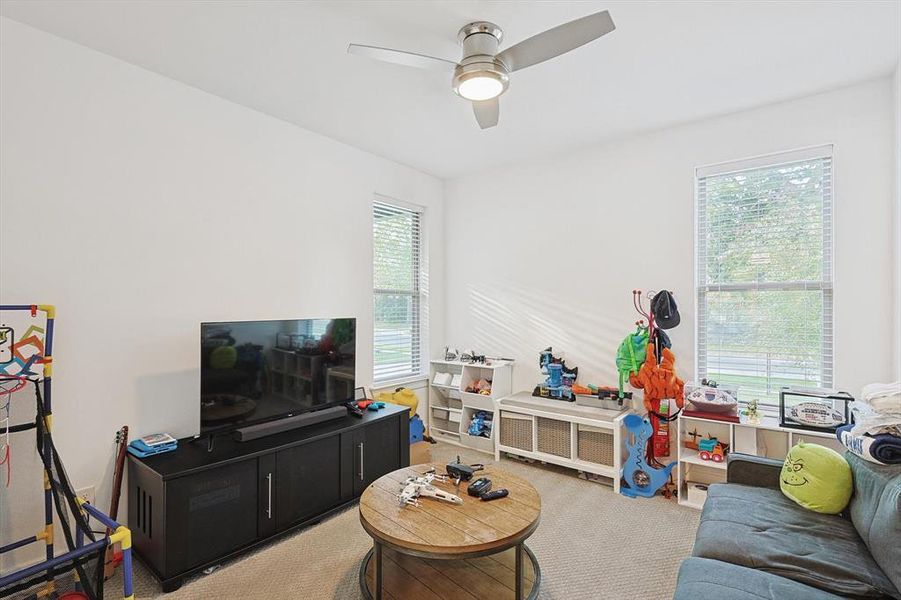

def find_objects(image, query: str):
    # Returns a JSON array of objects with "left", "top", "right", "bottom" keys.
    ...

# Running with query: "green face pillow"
[{"left": 780, "top": 442, "right": 852, "bottom": 514}]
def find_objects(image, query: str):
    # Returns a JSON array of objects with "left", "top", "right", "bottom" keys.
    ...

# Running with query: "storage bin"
[
  {"left": 462, "top": 433, "right": 495, "bottom": 454},
  {"left": 577, "top": 424, "right": 615, "bottom": 466},
  {"left": 462, "top": 392, "right": 496, "bottom": 411},
  {"left": 430, "top": 416, "right": 456, "bottom": 437},
  {"left": 500, "top": 412, "right": 533, "bottom": 452},
  {"left": 537, "top": 417, "right": 571, "bottom": 458},
  {"left": 686, "top": 482, "right": 709, "bottom": 505}
]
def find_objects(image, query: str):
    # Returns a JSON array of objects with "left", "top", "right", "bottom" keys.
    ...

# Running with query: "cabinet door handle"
[
  {"left": 266, "top": 472, "right": 272, "bottom": 519},
  {"left": 359, "top": 442, "right": 364, "bottom": 482}
]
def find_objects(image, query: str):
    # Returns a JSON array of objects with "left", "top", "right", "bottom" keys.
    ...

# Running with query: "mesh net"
[{"left": 0, "top": 382, "right": 106, "bottom": 600}]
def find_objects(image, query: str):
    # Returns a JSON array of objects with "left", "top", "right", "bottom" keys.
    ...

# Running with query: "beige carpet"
[{"left": 102, "top": 443, "right": 698, "bottom": 599}]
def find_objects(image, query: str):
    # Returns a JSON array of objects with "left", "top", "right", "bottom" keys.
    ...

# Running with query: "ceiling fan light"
[{"left": 456, "top": 72, "right": 504, "bottom": 101}]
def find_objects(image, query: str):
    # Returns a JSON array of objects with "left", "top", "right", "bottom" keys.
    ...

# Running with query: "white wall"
[
  {"left": 894, "top": 62, "right": 901, "bottom": 380},
  {"left": 0, "top": 17, "right": 444, "bottom": 569},
  {"left": 445, "top": 78, "right": 897, "bottom": 397}
]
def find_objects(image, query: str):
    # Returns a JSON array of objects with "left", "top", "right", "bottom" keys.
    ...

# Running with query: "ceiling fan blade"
[
  {"left": 472, "top": 98, "right": 499, "bottom": 129},
  {"left": 495, "top": 10, "right": 615, "bottom": 72},
  {"left": 347, "top": 44, "right": 457, "bottom": 72}
]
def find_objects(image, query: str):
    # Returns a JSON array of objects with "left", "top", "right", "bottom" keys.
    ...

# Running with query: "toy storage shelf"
[
  {"left": 680, "top": 447, "right": 727, "bottom": 470},
  {"left": 676, "top": 413, "right": 845, "bottom": 510},
  {"left": 496, "top": 392, "right": 632, "bottom": 493},
  {"left": 428, "top": 359, "right": 514, "bottom": 455}
]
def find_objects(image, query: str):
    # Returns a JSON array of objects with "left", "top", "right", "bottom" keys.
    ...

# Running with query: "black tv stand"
[{"left": 128, "top": 404, "right": 409, "bottom": 592}]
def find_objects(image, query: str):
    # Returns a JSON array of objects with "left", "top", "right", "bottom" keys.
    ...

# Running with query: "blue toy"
[
  {"left": 533, "top": 346, "right": 579, "bottom": 401},
  {"left": 409, "top": 414, "right": 424, "bottom": 444},
  {"left": 467, "top": 410, "right": 492, "bottom": 437},
  {"left": 620, "top": 414, "right": 676, "bottom": 498},
  {"left": 546, "top": 363, "right": 563, "bottom": 387},
  {"left": 366, "top": 401, "right": 386, "bottom": 411}
]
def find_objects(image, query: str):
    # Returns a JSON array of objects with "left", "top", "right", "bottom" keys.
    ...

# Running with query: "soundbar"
[{"left": 232, "top": 405, "right": 348, "bottom": 442}]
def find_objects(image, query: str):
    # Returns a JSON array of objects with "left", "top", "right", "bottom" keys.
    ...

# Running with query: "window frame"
[
  {"left": 694, "top": 145, "right": 835, "bottom": 409},
  {"left": 372, "top": 196, "right": 426, "bottom": 384}
]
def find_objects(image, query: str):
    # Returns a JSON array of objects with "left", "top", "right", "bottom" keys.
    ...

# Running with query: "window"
[
  {"left": 373, "top": 199, "right": 424, "bottom": 382},
  {"left": 696, "top": 146, "right": 833, "bottom": 408}
]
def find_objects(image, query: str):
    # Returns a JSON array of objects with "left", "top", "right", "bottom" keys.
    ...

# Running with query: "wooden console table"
[{"left": 358, "top": 464, "right": 541, "bottom": 600}]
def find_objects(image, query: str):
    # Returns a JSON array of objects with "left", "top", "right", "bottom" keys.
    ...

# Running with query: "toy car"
[{"left": 698, "top": 438, "right": 726, "bottom": 463}]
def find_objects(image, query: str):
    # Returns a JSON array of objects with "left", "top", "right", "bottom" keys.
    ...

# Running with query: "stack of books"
[{"left": 127, "top": 433, "right": 178, "bottom": 458}]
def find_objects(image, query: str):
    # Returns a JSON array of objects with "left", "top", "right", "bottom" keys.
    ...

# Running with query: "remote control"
[{"left": 480, "top": 488, "right": 508, "bottom": 501}]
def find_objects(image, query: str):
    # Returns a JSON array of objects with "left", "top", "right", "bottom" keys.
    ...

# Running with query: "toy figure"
[
  {"left": 743, "top": 398, "right": 761, "bottom": 424},
  {"left": 534, "top": 347, "right": 579, "bottom": 401},
  {"left": 621, "top": 414, "right": 677, "bottom": 498},
  {"left": 539, "top": 347, "right": 578, "bottom": 380}
]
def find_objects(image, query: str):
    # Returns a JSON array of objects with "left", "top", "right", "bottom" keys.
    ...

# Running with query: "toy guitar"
[
  {"left": 620, "top": 414, "right": 676, "bottom": 498},
  {"left": 104, "top": 425, "right": 128, "bottom": 579}
]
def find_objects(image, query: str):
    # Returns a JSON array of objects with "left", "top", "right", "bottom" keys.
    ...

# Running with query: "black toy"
[
  {"left": 467, "top": 477, "right": 492, "bottom": 497},
  {"left": 446, "top": 455, "right": 484, "bottom": 483}
]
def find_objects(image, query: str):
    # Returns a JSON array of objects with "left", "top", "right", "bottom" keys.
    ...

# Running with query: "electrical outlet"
[{"left": 76, "top": 485, "right": 95, "bottom": 506}]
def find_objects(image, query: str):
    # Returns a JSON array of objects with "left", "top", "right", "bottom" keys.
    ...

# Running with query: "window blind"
[
  {"left": 373, "top": 200, "right": 423, "bottom": 383},
  {"left": 696, "top": 146, "right": 833, "bottom": 407}
]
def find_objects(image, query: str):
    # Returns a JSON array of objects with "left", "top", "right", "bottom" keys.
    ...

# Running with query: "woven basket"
[
  {"left": 537, "top": 417, "right": 571, "bottom": 458},
  {"left": 500, "top": 412, "right": 533, "bottom": 451},
  {"left": 577, "top": 425, "right": 615, "bottom": 466}
]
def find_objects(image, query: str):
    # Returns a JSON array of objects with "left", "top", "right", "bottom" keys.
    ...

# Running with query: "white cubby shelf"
[
  {"left": 427, "top": 359, "right": 514, "bottom": 455},
  {"left": 676, "top": 413, "right": 846, "bottom": 510}
]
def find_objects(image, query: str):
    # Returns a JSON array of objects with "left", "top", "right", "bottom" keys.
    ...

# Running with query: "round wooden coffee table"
[{"left": 358, "top": 463, "right": 541, "bottom": 600}]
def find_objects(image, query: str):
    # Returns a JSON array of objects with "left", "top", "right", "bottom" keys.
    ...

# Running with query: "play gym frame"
[{"left": 0, "top": 304, "right": 134, "bottom": 600}]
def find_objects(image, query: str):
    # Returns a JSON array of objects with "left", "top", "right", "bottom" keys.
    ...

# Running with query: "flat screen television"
[{"left": 200, "top": 318, "right": 356, "bottom": 434}]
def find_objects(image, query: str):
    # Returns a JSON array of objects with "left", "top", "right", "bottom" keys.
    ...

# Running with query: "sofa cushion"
[
  {"left": 847, "top": 453, "right": 901, "bottom": 592},
  {"left": 693, "top": 483, "right": 898, "bottom": 598},
  {"left": 674, "top": 558, "right": 844, "bottom": 600}
]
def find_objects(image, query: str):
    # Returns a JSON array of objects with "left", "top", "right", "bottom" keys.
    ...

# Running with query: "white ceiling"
[{"left": 2, "top": 1, "right": 899, "bottom": 178}]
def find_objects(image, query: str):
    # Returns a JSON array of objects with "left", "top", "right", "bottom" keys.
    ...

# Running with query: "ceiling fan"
[{"left": 348, "top": 10, "right": 616, "bottom": 129}]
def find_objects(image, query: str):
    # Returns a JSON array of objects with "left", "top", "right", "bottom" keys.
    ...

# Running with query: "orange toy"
[
  {"left": 629, "top": 341, "right": 685, "bottom": 458},
  {"left": 629, "top": 342, "right": 685, "bottom": 411}
]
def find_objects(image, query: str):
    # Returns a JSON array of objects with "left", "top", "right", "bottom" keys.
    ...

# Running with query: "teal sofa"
[{"left": 673, "top": 452, "right": 901, "bottom": 599}]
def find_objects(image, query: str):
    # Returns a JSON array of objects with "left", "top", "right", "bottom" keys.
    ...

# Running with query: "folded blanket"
[
  {"left": 862, "top": 381, "right": 901, "bottom": 399},
  {"left": 837, "top": 424, "right": 901, "bottom": 465},
  {"left": 860, "top": 381, "right": 901, "bottom": 414}
]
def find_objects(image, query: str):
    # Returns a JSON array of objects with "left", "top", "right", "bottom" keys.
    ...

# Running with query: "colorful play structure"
[
  {"left": 617, "top": 289, "right": 685, "bottom": 499},
  {"left": 532, "top": 347, "right": 579, "bottom": 400},
  {"left": 0, "top": 305, "right": 134, "bottom": 600}
]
